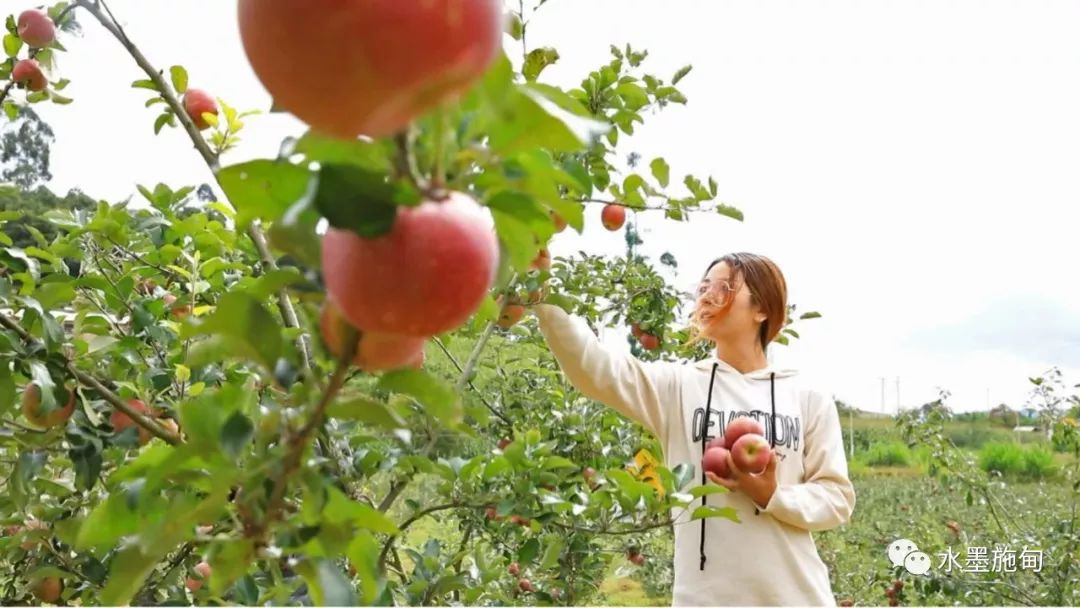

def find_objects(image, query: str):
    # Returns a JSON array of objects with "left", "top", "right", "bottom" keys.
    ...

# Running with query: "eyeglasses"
[{"left": 694, "top": 279, "right": 734, "bottom": 303}]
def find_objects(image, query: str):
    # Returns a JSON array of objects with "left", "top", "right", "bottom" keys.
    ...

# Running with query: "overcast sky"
[{"left": 17, "top": 0, "right": 1080, "bottom": 414}]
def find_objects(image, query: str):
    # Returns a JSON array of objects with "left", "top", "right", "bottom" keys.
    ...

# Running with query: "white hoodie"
[{"left": 535, "top": 304, "right": 856, "bottom": 607}]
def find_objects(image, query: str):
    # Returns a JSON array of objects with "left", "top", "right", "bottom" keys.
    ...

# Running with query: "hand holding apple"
[{"left": 705, "top": 446, "right": 778, "bottom": 509}]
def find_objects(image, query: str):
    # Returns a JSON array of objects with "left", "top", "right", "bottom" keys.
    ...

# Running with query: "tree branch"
[
  {"left": 0, "top": 311, "right": 182, "bottom": 445},
  {"left": 432, "top": 337, "right": 511, "bottom": 428},
  {"left": 75, "top": 0, "right": 315, "bottom": 375}
]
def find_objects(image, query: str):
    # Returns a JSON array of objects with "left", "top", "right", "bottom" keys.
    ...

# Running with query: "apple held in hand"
[
  {"left": 702, "top": 446, "right": 733, "bottom": 479},
  {"left": 731, "top": 433, "right": 771, "bottom": 474},
  {"left": 723, "top": 417, "right": 765, "bottom": 450}
]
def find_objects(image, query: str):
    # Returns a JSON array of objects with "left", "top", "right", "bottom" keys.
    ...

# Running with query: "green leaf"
[
  {"left": 153, "top": 111, "right": 172, "bottom": 135},
  {"left": 132, "top": 79, "right": 158, "bottom": 91},
  {"left": 218, "top": 160, "right": 314, "bottom": 229},
  {"left": 540, "top": 537, "right": 564, "bottom": 569},
  {"left": 99, "top": 544, "right": 168, "bottom": 606},
  {"left": 0, "top": 363, "right": 15, "bottom": 417},
  {"left": 182, "top": 292, "right": 284, "bottom": 372},
  {"left": 518, "top": 538, "right": 540, "bottom": 565},
  {"left": 209, "top": 539, "right": 256, "bottom": 596},
  {"left": 313, "top": 163, "right": 419, "bottom": 237},
  {"left": 169, "top": 65, "right": 188, "bottom": 94},
  {"left": 800, "top": 311, "right": 822, "bottom": 320},
  {"left": 324, "top": 487, "right": 399, "bottom": 535},
  {"left": 672, "top": 65, "right": 694, "bottom": 85},
  {"left": 690, "top": 505, "right": 740, "bottom": 522},
  {"left": 328, "top": 395, "right": 407, "bottom": 429},
  {"left": 689, "top": 484, "right": 729, "bottom": 498},
  {"left": 541, "top": 456, "right": 578, "bottom": 470},
  {"left": 650, "top": 158, "right": 670, "bottom": 188},
  {"left": 4, "top": 100, "right": 18, "bottom": 121},
  {"left": 347, "top": 532, "right": 385, "bottom": 604},
  {"left": 76, "top": 493, "right": 139, "bottom": 550},
  {"left": 220, "top": 410, "right": 254, "bottom": 461},
  {"left": 616, "top": 82, "right": 650, "bottom": 111},
  {"left": 71, "top": 442, "right": 103, "bottom": 491},
  {"left": 267, "top": 189, "right": 323, "bottom": 268},
  {"left": 378, "top": 369, "right": 461, "bottom": 426},
  {"left": 306, "top": 559, "right": 358, "bottom": 607},
  {"left": 483, "top": 456, "right": 511, "bottom": 480},
  {"left": 294, "top": 132, "right": 393, "bottom": 171},
  {"left": 3, "top": 34, "right": 22, "bottom": 57},
  {"left": 523, "top": 47, "right": 560, "bottom": 82},
  {"left": 715, "top": 204, "right": 744, "bottom": 221},
  {"left": 487, "top": 88, "right": 606, "bottom": 156}
]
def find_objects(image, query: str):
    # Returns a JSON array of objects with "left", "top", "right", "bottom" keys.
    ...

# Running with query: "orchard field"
[{"left": 1, "top": 1, "right": 1079, "bottom": 607}]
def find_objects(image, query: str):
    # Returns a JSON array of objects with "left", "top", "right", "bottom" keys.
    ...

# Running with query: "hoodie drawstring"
[
  {"left": 699, "top": 362, "right": 718, "bottom": 571},
  {"left": 700, "top": 370, "right": 777, "bottom": 571}
]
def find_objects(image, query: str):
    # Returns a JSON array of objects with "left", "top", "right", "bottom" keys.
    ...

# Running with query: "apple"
[
  {"left": 508, "top": 562, "right": 520, "bottom": 576},
  {"left": 601, "top": 203, "right": 626, "bottom": 231},
  {"left": 529, "top": 247, "right": 551, "bottom": 272},
  {"left": 510, "top": 515, "right": 530, "bottom": 527},
  {"left": 518, "top": 579, "right": 534, "bottom": 593},
  {"left": 550, "top": 210, "right": 567, "bottom": 233},
  {"left": 638, "top": 333, "right": 660, "bottom": 351},
  {"left": 723, "top": 417, "right": 765, "bottom": 451},
  {"left": 630, "top": 553, "right": 646, "bottom": 566},
  {"left": 497, "top": 301, "right": 526, "bottom": 329},
  {"left": 17, "top": 9, "right": 56, "bottom": 48},
  {"left": 322, "top": 192, "right": 498, "bottom": 338},
  {"left": 731, "top": 433, "right": 771, "bottom": 474},
  {"left": 497, "top": 437, "right": 511, "bottom": 450},
  {"left": 111, "top": 399, "right": 153, "bottom": 445},
  {"left": 162, "top": 293, "right": 178, "bottom": 307},
  {"left": 893, "top": 580, "right": 904, "bottom": 591},
  {"left": 702, "top": 446, "right": 733, "bottom": 479},
  {"left": 839, "top": 600, "right": 854, "bottom": 607},
  {"left": 484, "top": 506, "right": 500, "bottom": 521},
  {"left": 183, "top": 89, "right": 219, "bottom": 130},
  {"left": 708, "top": 435, "right": 726, "bottom": 450},
  {"left": 171, "top": 304, "right": 192, "bottom": 319},
  {"left": 582, "top": 467, "right": 596, "bottom": 483},
  {"left": 320, "top": 303, "right": 426, "bottom": 372},
  {"left": 238, "top": 0, "right": 505, "bottom": 138},
  {"left": 21, "top": 385, "right": 75, "bottom": 429},
  {"left": 18, "top": 519, "right": 48, "bottom": 551},
  {"left": 31, "top": 577, "right": 62, "bottom": 603},
  {"left": 12, "top": 59, "right": 47, "bottom": 92},
  {"left": 186, "top": 561, "right": 212, "bottom": 592},
  {"left": 630, "top": 322, "right": 643, "bottom": 338}
]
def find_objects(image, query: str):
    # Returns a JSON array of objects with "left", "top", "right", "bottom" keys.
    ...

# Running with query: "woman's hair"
[{"left": 688, "top": 252, "right": 788, "bottom": 351}]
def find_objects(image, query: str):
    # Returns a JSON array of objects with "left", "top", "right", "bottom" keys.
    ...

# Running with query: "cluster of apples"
[
  {"left": 20, "top": 383, "right": 178, "bottom": 442},
  {"left": 702, "top": 418, "right": 772, "bottom": 478},
  {"left": 234, "top": 1, "right": 509, "bottom": 372},
  {"left": 11, "top": 9, "right": 55, "bottom": 92}
]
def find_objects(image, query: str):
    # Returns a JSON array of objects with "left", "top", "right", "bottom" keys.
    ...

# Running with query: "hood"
[{"left": 691, "top": 357, "right": 799, "bottom": 380}]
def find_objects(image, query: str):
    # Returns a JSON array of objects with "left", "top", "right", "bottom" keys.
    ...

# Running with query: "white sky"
[{"left": 14, "top": 0, "right": 1080, "bottom": 414}]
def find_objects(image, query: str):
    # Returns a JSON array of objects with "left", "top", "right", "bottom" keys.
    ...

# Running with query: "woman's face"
[{"left": 694, "top": 262, "right": 766, "bottom": 344}]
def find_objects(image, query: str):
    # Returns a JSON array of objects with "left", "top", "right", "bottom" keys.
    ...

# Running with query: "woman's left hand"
[{"left": 705, "top": 449, "right": 779, "bottom": 509}]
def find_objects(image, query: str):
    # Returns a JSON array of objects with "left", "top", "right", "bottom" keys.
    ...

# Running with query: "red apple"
[
  {"left": 723, "top": 417, "right": 765, "bottom": 451},
  {"left": 238, "top": 0, "right": 505, "bottom": 138},
  {"left": 639, "top": 333, "right": 660, "bottom": 350},
  {"left": 17, "top": 9, "right": 56, "bottom": 48},
  {"left": 630, "top": 322, "right": 643, "bottom": 338},
  {"left": 601, "top": 203, "right": 626, "bottom": 231},
  {"left": 497, "top": 438, "right": 511, "bottom": 450},
  {"left": 702, "top": 446, "right": 732, "bottom": 479},
  {"left": 731, "top": 433, "right": 771, "bottom": 474},
  {"left": 17, "top": 519, "right": 48, "bottom": 551},
  {"left": 529, "top": 247, "right": 551, "bottom": 272},
  {"left": 497, "top": 303, "right": 525, "bottom": 328},
  {"left": 629, "top": 553, "right": 645, "bottom": 566},
  {"left": 708, "top": 435, "right": 726, "bottom": 450},
  {"left": 485, "top": 506, "right": 498, "bottom": 520},
  {"left": 510, "top": 515, "right": 530, "bottom": 527},
  {"left": 550, "top": 210, "right": 567, "bottom": 233},
  {"left": 183, "top": 89, "right": 219, "bottom": 130},
  {"left": 320, "top": 302, "right": 426, "bottom": 372},
  {"left": 508, "top": 562, "right": 520, "bottom": 576},
  {"left": 31, "top": 577, "right": 62, "bottom": 603},
  {"left": 111, "top": 399, "right": 153, "bottom": 445},
  {"left": 162, "top": 293, "right": 178, "bottom": 307},
  {"left": 185, "top": 561, "right": 212, "bottom": 592},
  {"left": 518, "top": 579, "right": 534, "bottom": 593},
  {"left": 21, "top": 385, "right": 75, "bottom": 429},
  {"left": 322, "top": 192, "right": 499, "bottom": 338},
  {"left": 12, "top": 59, "right": 47, "bottom": 92}
]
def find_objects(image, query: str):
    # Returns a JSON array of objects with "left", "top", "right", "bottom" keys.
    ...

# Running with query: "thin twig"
[
  {"left": 377, "top": 503, "right": 482, "bottom": 570},
  {"left": 432, "top": 337, "right": 511, "bottom": 428}
]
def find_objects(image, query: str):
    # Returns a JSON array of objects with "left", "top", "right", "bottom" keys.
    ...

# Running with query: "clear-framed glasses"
[{"left": 695, "top": 279, "right": 734, "bottom": 301}]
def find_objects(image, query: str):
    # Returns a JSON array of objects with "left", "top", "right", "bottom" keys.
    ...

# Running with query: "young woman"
[{"left": 533, "top": 252, "right": 855, "bottom": 606}]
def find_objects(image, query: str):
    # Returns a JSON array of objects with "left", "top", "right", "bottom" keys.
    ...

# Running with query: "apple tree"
[{"left": 0, "top": 1, "right": 818, "bottom": 605}]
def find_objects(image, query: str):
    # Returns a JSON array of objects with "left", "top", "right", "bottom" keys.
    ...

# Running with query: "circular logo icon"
[
  {"left": 905, "top": 551, "right": 932, "bottom": 575},
  {"left": 887, "top": 538, "right": 919, "bottom": 568}
]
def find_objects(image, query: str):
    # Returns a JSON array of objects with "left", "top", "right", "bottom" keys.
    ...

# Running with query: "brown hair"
[{"left": 688, "top": 252, "right": 788, "bottom": 351}]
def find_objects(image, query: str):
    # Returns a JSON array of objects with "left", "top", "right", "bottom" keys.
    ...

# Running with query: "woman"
[{"left": 533, "top": 252, "right": 855, "bottom": 606}]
